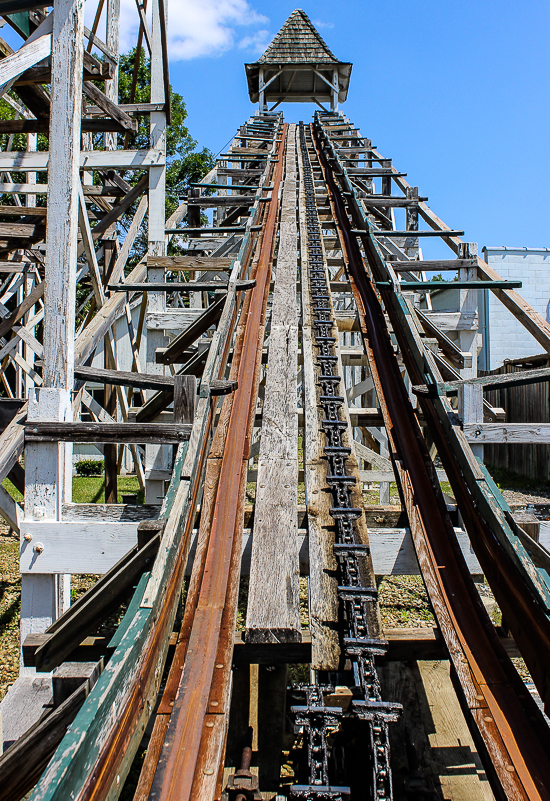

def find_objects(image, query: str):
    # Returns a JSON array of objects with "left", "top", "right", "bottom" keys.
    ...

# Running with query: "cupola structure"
[{"left": 245, "top": 9, "right": 352, "bottom": 111}]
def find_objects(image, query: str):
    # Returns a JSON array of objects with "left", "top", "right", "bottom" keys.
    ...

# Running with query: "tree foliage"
[{"left": 118, "top": 48, "right": 214, "bottom": 223}]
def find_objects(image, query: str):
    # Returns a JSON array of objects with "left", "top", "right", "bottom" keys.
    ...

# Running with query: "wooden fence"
[{"left": 483, "top": 354, "right": 550, "bottom": 482}]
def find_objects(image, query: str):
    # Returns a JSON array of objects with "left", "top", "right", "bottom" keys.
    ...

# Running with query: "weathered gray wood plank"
[{"left": 246, "top": 125, "right": 300, "bottom": 644}]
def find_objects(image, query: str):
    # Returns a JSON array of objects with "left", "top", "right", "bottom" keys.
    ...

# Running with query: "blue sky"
[
  {"left": 164, "top": 0, "right": 550, "bottom": 257},
  {"left": 3, "top": 0, "right": 549, "bottom": 256}
]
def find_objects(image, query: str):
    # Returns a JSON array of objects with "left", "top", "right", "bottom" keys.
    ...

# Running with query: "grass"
[
  {"left": 0, "top": 526, "right": 21, "bottom": 701},
  {"left": 2, "top": 475, "right": 143, "bottom": 505},
  {"left": 362, "top": 479, "right": 455, "bottom": 506}
]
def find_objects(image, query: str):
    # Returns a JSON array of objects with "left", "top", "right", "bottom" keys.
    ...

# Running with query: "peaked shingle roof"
[{"left": 258, "top": 9, "right": 338, "bottom": 64}]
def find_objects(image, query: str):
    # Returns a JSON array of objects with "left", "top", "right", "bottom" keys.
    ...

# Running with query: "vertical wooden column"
[
  {"left": 21, "top": 0, "right": 84, "bottom": 670},
  {"left": 405, "top": 186, "right": 419, "bottom": 259},
  {"left": 259, "top": 67, "right": 265, "bottom": 112},
  {"left": 103, "top": 0, "right": 121, "bottom": 501},
  {"left": 104, "top": 0, "right": 120, "bottom": 151},
  {"left": 458, "top": 242, "right": 479, "bottom": 380},
  {"left": 145, "top": 0, "right": 168, "bottom": 504},
  {"left": 459, "top": 383, "right": 483, "bottom": 462},
  {"left": 331, "top": 68, "right": 339, "bottom": 111}
]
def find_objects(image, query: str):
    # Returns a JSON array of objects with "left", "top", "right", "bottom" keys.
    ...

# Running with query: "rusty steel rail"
[
  {"left": 140, "top": 124, "right": 288, "bottom": 801},
  {"left": 313, "top": 120, "right": 550, "bottom": 801}
]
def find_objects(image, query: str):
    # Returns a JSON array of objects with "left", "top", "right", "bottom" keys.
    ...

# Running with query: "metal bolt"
[
  {"left": 23, "top": 533, "right": 33, "bottom": 542},
  {"left": 34, "top": 542, "right": 44, "bottom": 554}
]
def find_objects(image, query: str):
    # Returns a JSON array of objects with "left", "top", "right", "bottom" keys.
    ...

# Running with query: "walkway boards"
[{"left": 246, "top": 126, "right": 301, "bottom": 643}]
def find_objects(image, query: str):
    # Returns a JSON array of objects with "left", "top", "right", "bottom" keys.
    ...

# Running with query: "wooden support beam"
[
  {"left": 169, "top": 226, "right": 247, "bottom": 236},
  {"left": 146, "top": 255, "right": 232, "bottom": 271},
  {"left": 392, "top": 259, "right": 477, "bottom": 272},
  {"left": 186, "top": 195, "right": 259, "bottom": 207},
  {"left": 0, "top": 204, "right": 46, "bottom": 216},
  {"left": 369, "top": 228, "right": 465, "bottom": 238},
  {"left": 108, "top": 280, "right": 254, "bottom": 292},
  {"left": 217, "top": 168, "right": 263, "bottom": 178},
  {"left": 20, "top": 519, "right": 139, "bottom": 574},
  {"left": 378, "top": 280, "right": 521, "bottom": 291},
  {"left": 14, "top": 61, "right": 113, "bottom": 85},
  {"left": 0, "top": 148, "right": 165, "bottom": 171},
  {"left": 360, "top": 195, "right": 428, "bottom": 207},
  {"left": 20, "top": 0, "right": 85, "bottom": 674},
  {"left": 0, "top": 0, "right": 54, "bottom": 12},
  {"left": 464, "top": 424, "right": 550, "bottom": 444},
  {"left": 74, "top": 365, "right": 176, "bottom": 391},
  {"left": 24, "top": 531, "right": 162, "bottom": 671},
  {"left": 348, "top": 168, "right": 406, "bottom": 176},
  {"left": 25, "top": 421, "right": 192, "bottom": 443},
  {"left": 0, "top": 402, "right": 26, "bottom": 484},
  {"left": 84, "top": 102, "right": 165, "bottom": 115},
  {"left": 416, "top": 365, "right": 550, "bottom": 396},
  {"left": 0, "top": 117, "right": 138, "bottom": 133},
  {"left": 155, "top": 295, "right": 225, "bottom": 365},
  {"left": 82, "top": 81, "right": 136, "bottom": 131}
]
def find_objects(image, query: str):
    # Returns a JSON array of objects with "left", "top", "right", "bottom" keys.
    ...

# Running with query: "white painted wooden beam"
[
  {"left": 464, "top": 424, "right": 550, "bottom": 444},
  {"left": 420, "top": 310, "right": 478, "bottom": 332},
  {"left": 20, "top": 521, "right": 138, "bottom": 574},
  {"left": 185, "top": 527, "right": 482, "bottom": 577},
  {"left": 0, "top": 13, "right": 53, "bottom": 94},
  {"left": 0, "top": 148, "right": 165, "bottom": 171},
  {"left": 145, "top": 309, "right": 204, "bottom": 330}
]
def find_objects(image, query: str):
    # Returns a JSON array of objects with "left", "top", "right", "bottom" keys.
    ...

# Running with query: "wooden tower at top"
[{"left": 245, "top": 9, "right": 352, "bottom": 112}]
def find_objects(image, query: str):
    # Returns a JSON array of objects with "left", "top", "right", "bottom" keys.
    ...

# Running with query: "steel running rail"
[
  {"left": 312, "top": 115, "right": 550, "bottom": 801},
  {"left": 290, "top": 124, "right": 400, "bottom": 801}
]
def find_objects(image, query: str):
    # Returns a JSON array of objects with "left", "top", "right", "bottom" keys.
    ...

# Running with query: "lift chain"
[{"left": 290, "top": 123, "right": 400, "bottom": 801}]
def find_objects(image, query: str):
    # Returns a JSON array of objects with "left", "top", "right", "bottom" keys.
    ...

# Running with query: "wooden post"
[
  {"left": 405, "top": 186, "right": 419, "bottom": 258},
  {"left": 145, "top": 0, "right": 168, "bottom": 504},
  {"left": 21, "top": 0, "right": 84, "bottom": 671},
  {"left": 103, "top": 0, "right": 120, "bottom": 499},
  {"left": 458, "top": 242, "right": 479, "bottom": 380},
  {"left": 331, "top": 68, "right": 339, "bottom": 111},
  {"left": 173, "top": 374, "right": 196, "bottom": 425},
  {"left": 458, "top": 383, "right": 483, "bottom": 462},
  {"left": 259, "top": 68, "right": 265, "bottom": 112},
  {"left": 104, "top": 0, "right": 120, "bottom": 152}
]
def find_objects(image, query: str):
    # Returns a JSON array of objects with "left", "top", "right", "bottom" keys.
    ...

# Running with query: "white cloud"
[
  {"left": 238, "top": 29, "right": 271, "bottom": 54},
  {"left": 167, "top": 0, "right": 268, "bottom": 59},
  {"left": 84, "top": 0, "right": 269, "bottom": 61},
  {"left": 312, "top": 19, "right": 334, "bottom": 30}
]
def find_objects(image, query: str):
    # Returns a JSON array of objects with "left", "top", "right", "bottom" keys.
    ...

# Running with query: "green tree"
[{"left": 116, "top": 47, "right": 214, "bottom": 263}]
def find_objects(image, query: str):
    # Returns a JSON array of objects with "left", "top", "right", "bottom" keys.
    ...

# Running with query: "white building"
[{"left": 479, "top": 247, "right": 550, "bottom": 370}]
